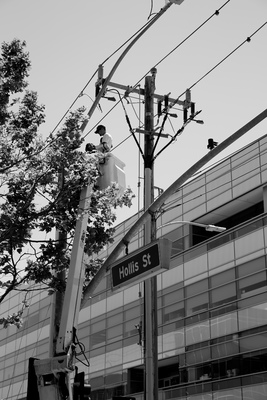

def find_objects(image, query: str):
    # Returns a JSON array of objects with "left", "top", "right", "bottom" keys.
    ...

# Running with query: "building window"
[
  {"left": 240, "top": 331, "right": 267, "bottom": 353},
  {"left": 241, "top": 349, "right": 267, "bottom": 375},
  {"left": 163, "top": 301, "right": 185, "bottom": 323},
  {"left": 210, "top": 268, "right": 235, "bottom": 287},
  {"left": 210, "top": 282, "right": 237, "bottom": 308},
  {"left": 237, "top": 256, "right": 266, "bottom": 278},
  {"left": 186, "top": 292, "right": 209, "bottom": 316},
  {"left": 211, "top": 336, "right": 239, "bottom": 359},
  {"left": 212, "top": 356, "right": 240, "bottom": 380},
  {"left": 238, "top": 271, "right": 267, "bottom": 298}
]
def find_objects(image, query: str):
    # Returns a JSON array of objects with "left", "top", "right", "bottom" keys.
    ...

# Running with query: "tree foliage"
[{"left": 0, "top": 39, "right": 134, "bottom": 327}]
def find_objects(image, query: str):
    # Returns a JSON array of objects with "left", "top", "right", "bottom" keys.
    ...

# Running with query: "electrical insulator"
[
  {"left": 185, "top": 89, "right": 191, "bottom": 105},
  {"left": 183, "top": 108, "right": 188, "bottom": 124},
  {"left": 95, "top": 85, "right": 100, "bottom": 98},
  {"left": 95, "top": 64, "right": 104, "bottom": 98},
  {"left": 164, "top": 94, "right": 169, "bottom": 110},
  {"left": 190, "top": 102, "right": 195, "bottom": 116},
  {"left": 98, "top": 64, "right": 103, "bottom": 81},
  {"left": 157, "top": 100, "right": 162, "bottom": 117}
]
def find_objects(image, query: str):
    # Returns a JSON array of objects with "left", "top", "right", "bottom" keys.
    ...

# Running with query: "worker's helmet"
[{"left": 95, "top": 125, "right": 106, "bottom": 134}]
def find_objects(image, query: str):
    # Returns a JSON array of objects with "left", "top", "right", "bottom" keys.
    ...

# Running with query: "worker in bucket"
[{"left": 85, "top": 125, "right": 113, "bottom": 153}]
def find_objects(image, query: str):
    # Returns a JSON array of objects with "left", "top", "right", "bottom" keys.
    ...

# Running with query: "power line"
[
  {"left": 3, "top": 3, "right": 266, "bottom": 170},
  {"left": 2, "top": 9, "right": 160, "bottom": 171},
  {"left": 52, "top": 1, "right": 232, "bottom": 148},
  {"left": 0, "top": 0, "right": 234, "bottom": 173},
  {"left": 171, "top": 21, "right": 267, "bottom": 108},
  {"left": 82, "top": 0, "right": 233, "bottom": 149},
  {"left": 130, "top": 0, "right": 231, "bottom": 92},
  {"left": 84, "top": 8, "right": 266, "bottom": 152},
  {"left": 148, "top": 19, "right": 267, "bottom": 157},
  {"left": 49, "top": 16, "right": 157, "bottom": 137},
  {"left": 53, "top": 18, "right": 267, "bottom": 158},
  {"left": 188, "top": 21, "right": 267, "bottom": 92}
]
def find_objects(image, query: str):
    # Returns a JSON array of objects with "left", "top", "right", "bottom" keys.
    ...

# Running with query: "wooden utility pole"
[{"left": 143, "top": 69, "right": 158, "bottom": 400}]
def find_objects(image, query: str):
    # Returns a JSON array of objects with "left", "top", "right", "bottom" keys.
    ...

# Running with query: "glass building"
[{"left": 1, "top": 133, "right": 267, "bottom": 400}]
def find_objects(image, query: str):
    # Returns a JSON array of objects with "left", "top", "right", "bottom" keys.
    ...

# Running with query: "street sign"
[{"left": 111, "top": 238, "right": 172, "bottom": 290}]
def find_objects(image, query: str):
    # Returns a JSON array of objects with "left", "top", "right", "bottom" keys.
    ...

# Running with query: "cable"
[
  {"left": 50, "top": 15, "right": 157, "bottom": 137},
  {"left": 148, "top": 19, "right": 267, "bottom": 162},
  {"left": 111, "top": 133, "right": 132, "bottom": 151},
  {"left": 147, "top": 0, "right": 154, "bottom": 20},
  {"left": 82, "top": 100, "right": 120, "bottom": 139},
  {"left": 83, "top": 8, "right": 266, "bottom": 155},
  {"left": 189, "top": 21, "right": 267, "bottom": 92},
  {"left": 49, "top": 70, "right": 97, "bottom": 137},
  {"left": 130, "top": 0, "right": 231, "bottom": 93},
  {"left": 0, "top": 0, "right": 237, "bottom": 173},
  {"left": 4, "top": 3, "right": 265, "bottom": 172},
  {"left": 106, "top": 88, "right": 144, "bottom": 156},
  {"left": 1, "top": 11, "right": 162, "bottom": 173},
  {"left": 151, "top": 112, "right": 168, "bottom": 159},
  {"left": 74, "top": 332, "right": 90, "bottom": 367},
  {"left": 170, "top": 21, "right": 267, "bottom": 109},
  {"left": 129, "top": 95, "right": 144, "bottom": 126},
  {"left": 80, "top": 0, "right": 232, "bottom": 154}
]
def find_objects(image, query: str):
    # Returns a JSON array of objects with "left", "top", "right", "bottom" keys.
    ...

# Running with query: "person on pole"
[{"left": 85, "top": 125, "right": 113, "bottom": 154}]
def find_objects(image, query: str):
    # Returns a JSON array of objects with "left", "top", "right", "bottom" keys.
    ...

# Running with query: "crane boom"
[
  {"left": 56, "top": 184, "right": 93, "bottom": 354},
  {"left": 32, "top": 183, "right": 93, "bottom": 400}
]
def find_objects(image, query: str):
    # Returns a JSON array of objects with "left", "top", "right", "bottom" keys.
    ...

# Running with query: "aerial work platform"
[{"left": 97, "top": 153, "right": 126, "bottom": 195}]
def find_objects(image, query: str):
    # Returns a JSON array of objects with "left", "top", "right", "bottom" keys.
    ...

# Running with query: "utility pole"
[{"left": 143, "top": 69, "right": 158, "bottom": 400}]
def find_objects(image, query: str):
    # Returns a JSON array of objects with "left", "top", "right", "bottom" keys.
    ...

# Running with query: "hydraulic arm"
[{"left": 29, "top": 183, "right": 93, "bottom": 400}]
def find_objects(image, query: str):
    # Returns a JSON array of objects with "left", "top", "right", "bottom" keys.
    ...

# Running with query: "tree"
[{"left": 0, "top": 39, "right": 134, "bottom": 328}]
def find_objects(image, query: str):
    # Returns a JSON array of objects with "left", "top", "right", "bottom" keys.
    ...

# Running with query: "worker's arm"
[
  {"left": 95, "top": 133, "right": 113, "bottom": 152},
  {"left": 95, "top": 141, "right": 111, "bottom": 152}
]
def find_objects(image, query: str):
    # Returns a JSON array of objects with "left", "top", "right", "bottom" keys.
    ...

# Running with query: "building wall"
[
  {"left": 1, "top": 133, "right": 267, "bottom": 399},
  {"left": 84, "top": 215, "right": 267, "bottom": 399},
  {"left": 0, "top": 287, "right": 51, "bottom": 399}
]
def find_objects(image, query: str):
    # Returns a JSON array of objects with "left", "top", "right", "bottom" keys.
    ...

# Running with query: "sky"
[{"left": 1, "top": 0, "right": 267, "bottom": 224}]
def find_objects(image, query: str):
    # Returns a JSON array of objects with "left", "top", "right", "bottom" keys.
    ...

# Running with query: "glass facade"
[
  {"left": 84, "top": 239, "right": 267, "bottom": 399},
  {"left": 1, "top": 135, "right": 267, "bottom": 399}
]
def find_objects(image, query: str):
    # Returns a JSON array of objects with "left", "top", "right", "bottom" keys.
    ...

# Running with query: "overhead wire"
[
  {"left": 82, "top": 0, "right": 233, "bottom": 154},
  {"left": 188, "top": 21, "right": 267, "bottom": 92},
  {"left": 58, "top": 0, "right": 233, "bottom": 148},
  {"left": 50, "top": 14, "right": 158, "bottom": 137},
  {"left": 84, "top": 10, "right": 266, "bottom": 155},
  {"left": 146, "top": 19, "right": 267, "bottom": 161},
  {"left": 170, "top": 21, "right": 267, "bottom": 109},
  {"left": 147, "top": 0, "right": 155, "bottom": 20},
  {"left": 106, "top": 88, "right": 144, "bottom": 157},
  {"left": 4, "top": 2, "right": 266, "bottom": 178},
  {"left": 0, "top": 12, "right": 160, "bottom": 171},
  {"left": 0, "top": 0, "right": 234, "bottom": 173},
  {"left": 129, "top": 0, "right": 231, "bottom": 93}
]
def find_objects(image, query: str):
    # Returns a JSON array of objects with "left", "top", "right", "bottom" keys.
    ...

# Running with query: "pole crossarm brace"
[
  {"left": 81, "top": 109, "right": 267, "bottom": 307},
  {"left": 135, "top": 128, "right": 170, "bottom": 139}
]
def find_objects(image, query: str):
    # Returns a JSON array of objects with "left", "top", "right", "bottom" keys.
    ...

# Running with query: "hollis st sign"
[{"left": 111, "top": 238, "right": 172, "bottom": 290}]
